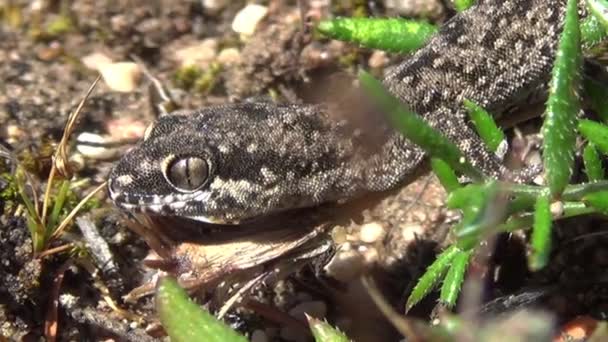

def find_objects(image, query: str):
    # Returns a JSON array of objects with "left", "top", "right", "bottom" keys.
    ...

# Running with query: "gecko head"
[{"left": 108, "top": 103, "right": 339, "bottom": 224}]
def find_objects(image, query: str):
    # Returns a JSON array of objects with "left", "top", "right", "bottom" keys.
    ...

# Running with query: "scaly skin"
[{"left": 108, "top": 0, "right": 567, "bottom": 223}]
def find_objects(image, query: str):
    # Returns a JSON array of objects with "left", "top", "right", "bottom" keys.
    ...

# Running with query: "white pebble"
[
  {"left": 81, "top": 52, "right": 113, "bottom": 71},
  {"left": 217, "top": 47, "right": 241, "bottom": 66},
  {"left": 174, "top": 38, "right": 218, "bottom": 68},
  {"left": 359, "top": 222, "right": 386, "bottom": 243},
  {"left": 98, "top": 62, "right": 141, "bottom": 92},
  {"left": 231, "top": 4, "right": 268, "bottom": 36}
]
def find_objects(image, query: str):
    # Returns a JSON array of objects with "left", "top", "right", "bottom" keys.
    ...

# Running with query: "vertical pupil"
[{"left": 184, "top": 157, "right": 191, "bottom": 188}]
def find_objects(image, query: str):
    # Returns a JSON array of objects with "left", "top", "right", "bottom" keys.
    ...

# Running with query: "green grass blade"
[
  {"left": 452, "top": 0, "right": 476, "bottom": 12},
  {"left": 541, "top": 0, "right": 581, "bottom": 198},
  {"left": 359, "top": 70, "right": 483, "bottom": 181},
  {"left": 15, "top": 169, "right": 45, "bottom": 251},
  {"left": 317, "top": 18, "right": 437, "bottom": 53},
  {"left": 406, "top": 245, "right": 460, "bottom": 312},
  {"left": 430, "top": 158, "right": 460, "bottom": 192},
  {"left": 582, "top": 190, "right": 608, "bottom": 214},
  {"left": 47, "top": 179, "right": 70, "bottom": 235},
  {"left": 587, "top": 0, "right": 608, "bottom": 29},
  {"left": 529, "top": 193, "right": 552, "bottom": 271},
  {"left": 463, "top": 99, "right": 505, "bottom": 152},
  {"left": 583, "top": 143, "right": 605, "bottom": 181},
  {"left": 440, "top": 249, "right": 472, "bottom": 308},
  {"left": 308, "top": 316, "right": 350, "bottom": 342},
  {"left": 581, "top": 14, "right": 607, "bottom": 48},
  {"left": 579, "top": 119, "right": 608, "bottom": 154},
  {"left": 156, "top": 277, "right": 247, "bottom": 342}
]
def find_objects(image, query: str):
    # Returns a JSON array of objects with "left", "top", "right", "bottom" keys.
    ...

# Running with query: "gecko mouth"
[{"left": 108, "top": 179, "right": 230, "bottom": 223}]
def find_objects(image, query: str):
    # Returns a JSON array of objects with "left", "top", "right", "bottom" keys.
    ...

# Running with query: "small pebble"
[
  {"left": 81, "top": 52, "right": 113, "bottom": 70},
  {"left": 98, "top": 62, "right": 141, "bottom": 92},
  {"left": 368, "top": 51, "right": 389, "bottom": 69},
  {"left": 5, "top": 124, "right": 25, "bottom": 144},
  {"left": 231, "top": 4, "right": 268, "bottom": 36},
  {"left": 400, "top": 223, "right": 425, "bottom": 243},
  {"left": 202, "top": 0, "right": 230, "bottom": 15},
  {"left": 323, "top": 248, "right": 365, "bottom": 282},
  {"left": 251, "top": 329, "right": 268, "bottom": 342},
  {"left": 359, "top": 222, "right": 386, "bottom": 243},
  {"left": 217, "top": 47, "right": 241, "bottom": 66},
  {"left": 174, "top": 38, "right": 218, "bottom": 68},
  {"left": 289, "top": 301, "right": 327, "bottom": 321}
]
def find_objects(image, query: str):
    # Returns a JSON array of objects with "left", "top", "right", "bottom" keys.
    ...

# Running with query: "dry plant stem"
[
  {"left": 361, "top": 275, "right": 421, "bottom": 342},
  {"left": 44, "top": 259, "right": 73, "bottom": 342},
  {"left": 41, "top": 75, "right": 101, "bottom": 229},
  {"left": 37, "top": 243, "right": 75, "bottom": 259},
  {"left": 245, "top": 299, "right": 311, "bottom": 335},
  {"left": 217, "top": 272, "right": 266, "bottom": 319},
  {"left": 49, "top": 181, "right": 107, "bottom": 240}
]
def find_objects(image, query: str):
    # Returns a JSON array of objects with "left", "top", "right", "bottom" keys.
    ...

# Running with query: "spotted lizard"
[{"left": 108, "top": 0, "right": 568, "bottom": 225}]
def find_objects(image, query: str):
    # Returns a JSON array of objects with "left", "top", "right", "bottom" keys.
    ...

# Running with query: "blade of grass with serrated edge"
[
  {"left": 307, "top": 315, "right": 350, "bottom": 342},
  {"left": 529, "top": 193, "right": 552, "bottom": 271},
  {"left": 582, "top": 190, "right": 608, "bottom": 214},
  {"left": 587, "top": 0, "right": 608, "bottom": 29},
  {"left": 581, "top": 14, "right": 607, "bottom": 47},
  {"left": 440, "top": 249, "right": 472, "bottom": 308},
  {"left": 406, "top": 245, "right": 460, "bottom": 312},
  {"left": 579, "top": 119, "right": 608, "bottom": 153},
  {"left": 463, "top": 99, "right": 505, "bottom": 152},
  {"left": 359, "top": 70, "right": 483, "bottom": 181},
  {"left": 156, "top": 277, "right": 247, "bottom": 342},
  {"left": 583, "top": 143, "right": 605, "bottom": 181},
  {"left": 542, "top": 0, "right": 581, "bottom": 198},
  {"left": 317, "top": 18, "right": 437, "bottom": 53},
  {"left": 452, "top": 0, "right": 476, "bottom": 12},
  {"left": 431, "top": 158, "right": 461, "bottom": 192}
]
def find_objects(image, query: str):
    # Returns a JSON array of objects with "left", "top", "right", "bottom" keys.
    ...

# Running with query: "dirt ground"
[{"left": 2, "top": 1, "right": 608, "bottom": 341}]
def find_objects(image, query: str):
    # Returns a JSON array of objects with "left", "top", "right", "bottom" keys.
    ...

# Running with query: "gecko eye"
[{"left": 164, "top": 156, "right": 209, "bottom": 191}]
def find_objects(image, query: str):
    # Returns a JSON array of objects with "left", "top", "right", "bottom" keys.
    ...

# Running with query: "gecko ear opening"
[{"left": 164, "top": 156, "right": 209, "bottom": 192}]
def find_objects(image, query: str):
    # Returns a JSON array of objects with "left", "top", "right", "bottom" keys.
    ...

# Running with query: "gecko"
[{"left": 108, "top": 0, "right": 567, "bottom": 224}]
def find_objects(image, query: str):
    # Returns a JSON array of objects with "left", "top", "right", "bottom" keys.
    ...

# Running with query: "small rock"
[
  {"left": 217, "top": 47, "right": 241, "bottom": 66},
  {"left": 231, "top": 4, "right": 268, "bottom": 36},
  {"left": 385, "top": 0, "right": 444, "bottom": 19},
  {"left": 400, "top": 223, "right": 425, "bottom": 243},
  {"left": 98, "top": 62, "right": 142, "bottom": 92},
  {"left": 36, "top": 41, "right": 63, "bottom": 61},
  {"left": 5, "top": 124, "right": 25, "bottom": 145},
  {"left": 251, "top": 330, "right": 268, "bottom": 342},
  {"left": 368, "top": 50, "right": 389, "bottom": 69},
  {"left": 359, "top": 222, "right": 386, "bottom": 243},
  {"left": 81, "top": 52, "right": 113, "bottom": 71},
  {"left": 174, "top": 39, "right": 218, "bottom": 68},
  {"left": 202, "top": 0, "right": 230, "bottom": 15},
  {"left": 280, "top": 327, "right": 306, "bottom": 342},
  {"left": 324, "top": 248, "right": 365, "bottom": 282},
  {"left": 289, "top": 301, "right": 327, "bottom": 321}
]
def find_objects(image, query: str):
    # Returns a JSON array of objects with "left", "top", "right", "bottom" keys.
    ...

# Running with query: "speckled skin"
[{"left": 109, "top": 0, "right": 567, "bottom": 223}]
